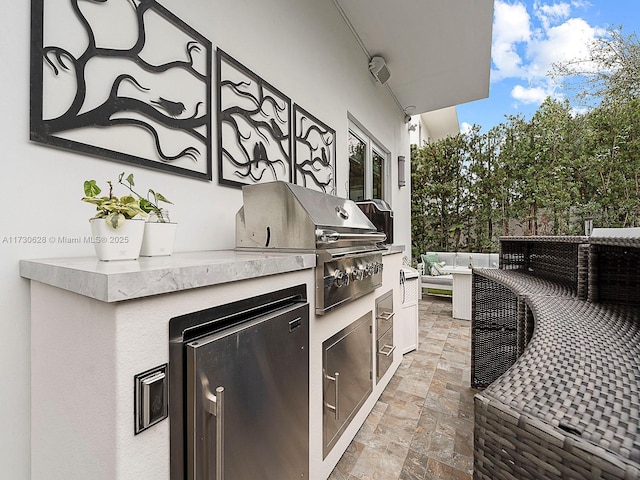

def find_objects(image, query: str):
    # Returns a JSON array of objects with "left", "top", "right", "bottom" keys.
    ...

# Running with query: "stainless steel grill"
[{"left": 236, "top": 181, "right": 386, "bottom": 314}]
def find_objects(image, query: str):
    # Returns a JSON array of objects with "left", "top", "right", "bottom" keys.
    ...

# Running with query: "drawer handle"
[
  {"left": 205, "top": 386, "right": 225, "bottom": 480},
  {"left": 377, "top": 311, "right": 395, "bottom": 321},
  {"left": 378, "top": 344, "right": 396, "bottom": 357},
  {"left": 324, "top": 372, "right": 340, "bottom": 420}
]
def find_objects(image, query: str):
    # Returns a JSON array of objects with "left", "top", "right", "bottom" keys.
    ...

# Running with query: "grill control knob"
[
  {"left": 373, "top": 262, "right": 383, "bottom": 274},
  {"left": 351, "top": 265, "right": 365, "bottom": 282},
  {"left": 364, "top": 263, "right": 374, "bottom": 277},
  {"left": 333, "top": 269, "right": 349, "bottom": 288}
]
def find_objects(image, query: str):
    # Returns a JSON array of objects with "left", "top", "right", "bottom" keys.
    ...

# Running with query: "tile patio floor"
[{"left": 328, "top": 295, "right": 478, "bottom": 480}]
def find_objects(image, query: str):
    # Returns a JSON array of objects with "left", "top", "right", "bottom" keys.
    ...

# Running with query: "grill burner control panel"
[
  {"left": 332, "top": 261, "right": 383, "bottom": 288},
  {"left": 318, "top": 251, "right": 383, "bottom": 314}
]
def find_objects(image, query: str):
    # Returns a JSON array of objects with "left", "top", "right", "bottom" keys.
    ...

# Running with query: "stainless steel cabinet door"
[
  {"left": 186, "top": 303, "right": 309, "bottom": 480},
  {"left": 322, "top": 312, "right": 373, "bottom": 457}
]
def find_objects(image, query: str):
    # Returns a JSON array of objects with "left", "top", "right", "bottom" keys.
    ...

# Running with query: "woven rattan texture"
[
  {"left": 471, "top": 270, "right": 576, "bottom": 388},
  {"left": 577, "top": 244, "right": 589, "bottom": 300},
  {"left": 472, "top": 273, "right": 518, "bottom": 388},
  {"left": 475, "top": 297, "right": 640, "bottom": 479},
  {"left": 590, "top": 236, "right": 640, "bottom": 248},
  {"left": 474, "top": 269, "right": 577, "bottom": 298},
  {"left": 474, "top": 236, "right": 640, "bottom": 479},
  {"left": 499, "top": 239, "right": 586, "bottom": 287},
  {"left": 499, "top": 236, "right": 589, "bottom": 244},
  {"left": 589, "top": 244, "right": 640, "bottom": 306}
]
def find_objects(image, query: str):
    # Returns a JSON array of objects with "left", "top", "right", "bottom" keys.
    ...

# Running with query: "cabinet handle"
[
  {"left": 378, "top": 344, "right": 396, "bottom": 357},
  {"left": 325, "top": 372, "right": 340, "bottom": 420},
  {"left": 377, "top": 311, "right": 395, "bottom": 321},
  {"left": 205, "top": 386, "right": 225, "bottom": 480}
]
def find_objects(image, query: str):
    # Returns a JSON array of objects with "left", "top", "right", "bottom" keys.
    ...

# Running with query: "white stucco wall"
[{"left": 1, "top": 1, "right": 411, "bottom": 477}]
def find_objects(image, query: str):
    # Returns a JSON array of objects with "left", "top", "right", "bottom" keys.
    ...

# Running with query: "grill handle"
[
  {"left": 316, "top": 229, "right": 386, "bottom": 245},
  {"left": 324, "top": 372, "right": 340, "bottom": 420},
  {"left": 205, "top": 386, "right": 225, "bottom": 480}
]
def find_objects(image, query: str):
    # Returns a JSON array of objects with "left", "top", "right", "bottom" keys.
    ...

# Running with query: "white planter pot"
[
  {"left": 140, "top": 222, "right": 177, "bottom": 257},
  {"left": 90, "top": 218, "right": 145, "bottom": 261}
]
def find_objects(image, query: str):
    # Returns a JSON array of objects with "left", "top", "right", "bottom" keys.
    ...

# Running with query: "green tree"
[
  {"left": 412, "top": 27, "right": 640, "bottom": 259},
  {"left": 411, "top": 134, "right": 468, "bottom": 259},
  {"left": 466, "top": 124, "right": 504, "bottom": 251},
  {"left": 585, "top": 98, "right": 640, "bottom": 226},
  {"left": 551, "top": 26, "right": 640, "bottom": 229},
  {"left": 552, "top": 28, "right": 640, "bottom": 106},
  {"left": 529, "top": 98, "right": 581, "bottom": 234}
]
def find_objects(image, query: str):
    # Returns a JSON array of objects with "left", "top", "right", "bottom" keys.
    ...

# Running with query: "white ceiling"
[
  {"left": 333, "top": 0, "right": 494, "bottom": 115},
  {"left": 420, "top": 107, "right": 460, "bottom": 141}
]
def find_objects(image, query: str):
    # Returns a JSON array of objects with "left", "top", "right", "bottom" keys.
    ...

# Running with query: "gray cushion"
[
  {"left": 471, "top": 255, "right": 490, "bottom": 268},
  {"left": 421, "top": 274, "right": 453, "bottom": 286},
  {"left": 437, "top": 252, "right": 457, "bottom": 266}
]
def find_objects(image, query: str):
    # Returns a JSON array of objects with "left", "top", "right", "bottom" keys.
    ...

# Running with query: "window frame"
[{"left": 348, "top": 121, "right": 389, "bottom": 202}]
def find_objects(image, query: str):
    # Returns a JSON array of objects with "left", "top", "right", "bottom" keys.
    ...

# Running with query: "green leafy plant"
[
  {"left": 82, "top": 179, "right": 146, "bottom": 229},
  {"left": 118, "top": 172, "right": 173, "bottom": 223}
]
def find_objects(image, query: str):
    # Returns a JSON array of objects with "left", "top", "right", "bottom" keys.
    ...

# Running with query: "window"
[
  {"left": 372, "top": 149, "right": 385, "bottom": 199},
  {"left": 348, "top": 123, "right": 388, "bottom": 201}
]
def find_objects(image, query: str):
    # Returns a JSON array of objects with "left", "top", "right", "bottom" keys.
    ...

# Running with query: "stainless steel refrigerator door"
[{"left": 186, "top": 302, "right": 309, "bottom": 480}]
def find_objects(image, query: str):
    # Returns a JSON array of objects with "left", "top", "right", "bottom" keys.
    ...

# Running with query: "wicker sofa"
[
  {"left": 418, "top": 251, "right": 498, "bottom": 294},
  {"left": 472, "top": 234, "right": 640, "bottom": 480}
]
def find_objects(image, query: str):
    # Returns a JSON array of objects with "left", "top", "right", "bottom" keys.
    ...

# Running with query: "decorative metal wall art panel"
[
  {"left": 217, "top": 49, "right": 292, "bottom": 188},
  {"left": 30, "top": 0, "right": 212, "bottom": 180},
  {"left": 293, "top": 105, "right": 336, "bottom": 194}
]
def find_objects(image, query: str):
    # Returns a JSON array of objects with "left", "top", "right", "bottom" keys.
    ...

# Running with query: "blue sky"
[{"left": 457, "top": 0, "right": 640, "bottom": 133}]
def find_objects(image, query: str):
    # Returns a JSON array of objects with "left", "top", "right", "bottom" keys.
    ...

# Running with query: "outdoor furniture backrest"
[
  {"left": 589, "top": 236, "right": 640, "bottom": 306},
  {"left": 425, "top": 252, "right": 499, "bottom": 269},
  {"left": 420, "top": 252, "right": 498, "bottom": 295},
  {"left": 499, "top": 235, "right": 588, "bottom": 288}
]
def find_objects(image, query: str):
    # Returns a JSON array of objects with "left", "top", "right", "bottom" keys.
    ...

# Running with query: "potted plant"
[
  {"left": 82, "top": 178, "right": 146, "bottom": 261},
  {"left": 118, "top": 172, "right": 177, "bottom": 257}
]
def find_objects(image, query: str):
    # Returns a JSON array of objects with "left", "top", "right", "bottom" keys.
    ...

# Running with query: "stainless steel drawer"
[
  {"left": 375, "top": 290, "right": 395, "bottom": 384},
  {"left": 377, "top": 326, "right": 395, "bottom": 382},
  {"left": 375, "top": 289, "right": 394, "bottom": 335}
]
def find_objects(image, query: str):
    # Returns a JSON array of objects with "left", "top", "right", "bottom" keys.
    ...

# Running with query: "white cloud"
[
  {"left": 534, "top": 1, "right": 571, "bottom": 29},
  {"left": 511, "top": 84, "right": 550, "bottom": 104},
  {"left": 492, "top": 1, "right": 532, "bottom": 80},
  {"left": 490, "top": 0, "right": 605, "bottom": 108},
  {"left": 526, "top": 17, "right": 602, "bottom": 79},
  {"left": 539, "top": 2, "right": 571, "bottom": 18},
  {"left": 570, "top": 1, "right": 592, "bottom": 9},
  {"left": 460, "top": 122, "right": 473, "bottom": 135},
  {"left": 570, "top": 105, "right": 590, "bottom": 116}
]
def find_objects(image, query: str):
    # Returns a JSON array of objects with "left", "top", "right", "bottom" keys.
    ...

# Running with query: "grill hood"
[{"left": 236, "top": 181, "right": 384, "bottom": 250}]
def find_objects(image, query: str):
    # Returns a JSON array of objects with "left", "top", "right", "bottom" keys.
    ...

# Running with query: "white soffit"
[
  {"left": 420, "top": 106, "right": 460, "bottom": 140},
  {"left": 333, "top": 0, "right": 494, "bottom": 115}
]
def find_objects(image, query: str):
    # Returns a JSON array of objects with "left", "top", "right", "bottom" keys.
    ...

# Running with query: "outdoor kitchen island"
[{"left": 21, "top": 246, "right": 404, "bottom": 480}]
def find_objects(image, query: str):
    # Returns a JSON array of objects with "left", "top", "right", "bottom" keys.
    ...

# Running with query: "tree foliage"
[
  {"left": 551, "top": 28, "right": 640, "bottom": 105},
  {"left": 412, "top": 28, "right": 640, "bottom": 258}
]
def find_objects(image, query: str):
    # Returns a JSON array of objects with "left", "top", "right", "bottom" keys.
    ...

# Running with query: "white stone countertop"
[
  {"left": 20, "top": 250, "right": 316, "bottom": 303},
  {"left": 382, "top": 244, "right": 405, "bottom": 256}
]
